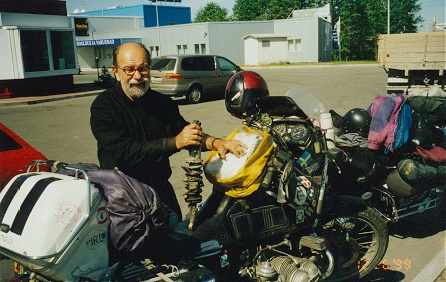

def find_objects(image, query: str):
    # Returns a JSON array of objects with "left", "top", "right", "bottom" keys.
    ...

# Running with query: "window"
[
  {"left": 0, "top": 130, "right": 22, "bottom": 152},
  {"left": 262, "top": 40, "right": 270, "bottom": 47},
  {"left": 198, "top": 57, "right": 215, "bottom": 71},
  {"left": 151, "top": 58, "right": 176, "bottom": 71},
  {"left": 182, "top": 57, "right": 199, "bottom": 71},
  {"left": 217, "top": 57, "right": 236, "bottom": 71},
  {"left": 21, "top": 30, "right": 50, "bottom": 72},
  {"left": 200, "top": 44, "right": 206, "bottom": 54},
  {"left": 21, "top": 29, "right": 77, "bottom": 72},
  {"left": 94, "top": 48, "right": 107, "bottom": 60},
  {"left": 288, "top": 39, "right": 302, "bottom": 52},
  {"left": 176, "top": 44, "right": 188, "bottom": 54},
  {"left": 51, "top": 31, "right": 76, "bottom": 70},
  {"left": 149, "top": 46, "right": 159, "bottom": 57},
  {"left": 194, "top": 44, "right": 206, "bottom": 54}
]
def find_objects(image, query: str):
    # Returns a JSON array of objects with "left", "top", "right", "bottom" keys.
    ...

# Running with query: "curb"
[
  {"left": 411, "top": 246, "right": 446, "bottom": 282},
  {"left": 0, "top": 91, "right": 101, "bottom": 107}
]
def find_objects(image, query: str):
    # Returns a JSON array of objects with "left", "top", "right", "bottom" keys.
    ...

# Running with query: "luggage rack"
[{"left": 0, "top": 159, "right": 96, "bottom": 261}]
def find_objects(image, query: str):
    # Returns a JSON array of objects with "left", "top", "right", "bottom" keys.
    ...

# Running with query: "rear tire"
[
  {"left": 187, "top": 85, "right": 203, "bottom": 104},
  {"left": 321, "top": 207, "right": 389, "bottom": 281}
]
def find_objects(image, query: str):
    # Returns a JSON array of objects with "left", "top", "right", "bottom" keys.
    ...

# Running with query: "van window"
[
  {"left": 151, "top": 58, "right": 176, "bottom": 71},
  {"left": 182, "top": 57, "right": 200, "bottom": 71},
  {"left": 217, "top": 57, "right": 236, "bottom": 71},
  {"left": 198, "top": 57, "right": 215, "bottom": 71}
]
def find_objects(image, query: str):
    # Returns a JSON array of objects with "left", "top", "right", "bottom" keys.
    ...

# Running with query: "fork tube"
[{"left": 313, "top": 158, "right": 329, "bottom": 228}]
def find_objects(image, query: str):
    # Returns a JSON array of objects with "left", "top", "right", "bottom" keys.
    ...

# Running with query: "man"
[{"left": 90, "top": 43, "right": 246, "bottom": 223}]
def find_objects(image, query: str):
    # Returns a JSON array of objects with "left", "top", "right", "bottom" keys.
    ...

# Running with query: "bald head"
[{"left": 113, "top": 43, "right": 151, "bottom": 67}]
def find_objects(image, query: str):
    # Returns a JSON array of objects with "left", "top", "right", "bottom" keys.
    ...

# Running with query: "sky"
[{"left": 65, "top": 0, "right": 445, "bottom": 32}]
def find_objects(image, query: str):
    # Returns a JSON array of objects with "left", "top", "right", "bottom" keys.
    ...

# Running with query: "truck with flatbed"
[{"left": 377, "top": 31, "right": 446, "bottom": 93}]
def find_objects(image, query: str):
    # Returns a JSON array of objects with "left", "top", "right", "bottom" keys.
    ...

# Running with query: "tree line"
[{"left": 193, "top": 0, "right": 422, "bottom": 61}]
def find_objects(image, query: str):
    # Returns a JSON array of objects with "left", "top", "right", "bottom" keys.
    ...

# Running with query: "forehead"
[{"left": 117, "top": 44, "right": 147, "bottom": 65}]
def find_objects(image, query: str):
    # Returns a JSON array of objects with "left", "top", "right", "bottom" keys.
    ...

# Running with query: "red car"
[{"left": 0, "top": 123, "right": 49, "bottom": 189}]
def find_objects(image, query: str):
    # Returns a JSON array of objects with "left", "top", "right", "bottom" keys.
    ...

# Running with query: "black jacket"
[{"left": 90, "top": 84, "right": 188, "bottom": 186}]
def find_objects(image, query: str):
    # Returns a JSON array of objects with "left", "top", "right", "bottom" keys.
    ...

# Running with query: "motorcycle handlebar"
[{"left": 189, "top": 120, "right": 202, "bottom": 159}]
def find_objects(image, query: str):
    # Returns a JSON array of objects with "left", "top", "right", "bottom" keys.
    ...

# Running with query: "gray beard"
[{"left": 123, "top": 79, "right": 150, "bottom": 100}]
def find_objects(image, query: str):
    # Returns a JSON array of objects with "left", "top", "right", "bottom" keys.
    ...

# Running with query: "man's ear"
[{"left": 112, "top": 66, "right": 120, "bottom": 82}]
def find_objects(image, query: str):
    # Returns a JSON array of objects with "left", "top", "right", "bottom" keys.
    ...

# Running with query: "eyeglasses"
[{"left": 117, "top": 65, "right": 150, "bottom": 76}]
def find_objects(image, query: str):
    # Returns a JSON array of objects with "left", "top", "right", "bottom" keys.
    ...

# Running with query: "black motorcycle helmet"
[
  {"left": 340, "top": 108, "right": 372, "bottom": 138},
  {"left": 225, "top": 71, "right": 269, "bottom": 119}
]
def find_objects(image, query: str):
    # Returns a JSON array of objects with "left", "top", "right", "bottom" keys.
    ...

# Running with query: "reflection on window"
[
  {"left": 51, "top": 31, "right": 76, "bottom": 70},
  {"left": 21, "top": 30, "right": 50, "bottom": 72}
]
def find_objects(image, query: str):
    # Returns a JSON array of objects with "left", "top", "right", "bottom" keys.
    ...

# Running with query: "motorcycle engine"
[{"left": 255, "top": 256, "right": 320, "bottom": 282}]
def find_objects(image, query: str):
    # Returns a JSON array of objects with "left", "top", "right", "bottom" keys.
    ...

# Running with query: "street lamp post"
[
  {"left": 387, "top": 0, "right": 390, "bottom": 34},
  {"left": 155, "top": 0, "right": 161, "bottom": 54}
]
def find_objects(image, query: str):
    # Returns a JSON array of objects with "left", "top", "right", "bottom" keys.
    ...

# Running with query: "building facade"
[
  {"left": 73, "top": 4, "right": 333, "bottom": 69},
  {"left": 0, "top": 1, "right": 78, "bottom": 97}
]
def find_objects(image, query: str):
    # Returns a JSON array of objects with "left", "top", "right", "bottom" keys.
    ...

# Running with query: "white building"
[
  {"left": 73, "top": 4, "right": 333, "bottom": 69},
  {"left": 0, "top": 11, "right": 78, "bottom": 96},
  {"left": 0, "top": 2, "right": 333, "bottom": 97}
]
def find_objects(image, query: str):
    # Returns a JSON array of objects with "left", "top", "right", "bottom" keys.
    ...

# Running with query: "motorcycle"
[
  {"left": 329, "top": 107, "right": 446, "bottom": 224},
  {"left": 0, "top": 88, "right": 389, "bottom": 282}
]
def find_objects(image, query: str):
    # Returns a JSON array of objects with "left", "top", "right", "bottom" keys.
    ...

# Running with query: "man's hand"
[
  {"left": 175, "top": 123, "right": 204, "bottom": 150},
  {"left": 213, "top": 139, "right": 247, "bottom": 159}
]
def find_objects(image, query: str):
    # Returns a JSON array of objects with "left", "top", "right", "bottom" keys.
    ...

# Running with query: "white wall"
[
  {"left": 0, "top": 29, "right": 23, "bottom": 80},
  {"left": 90, "top": 21, "right": 275, "bottom": 66},
  {"left": 274, "top": 17, "right": 320, "bottom": 62},
  {"left": 0, "top": 12, "right": 72, "bottom": 28},
  {"left": 207, "top": 21, "right": 275, "bottom": 65},
  {"left": 244, "top": 38, "right": 259, "bottom": 65},
  {"left": 244, "top": 36, "right": 288, "bottom": 65},
  {"left": 258, "top": 37, "right": 288, "bottom": 64},
  {"left": 77, "top": 16, "right": 330, "bottom": 68},
  {"left": 74, "top": 16, "right": 143, "bottom": 40}
]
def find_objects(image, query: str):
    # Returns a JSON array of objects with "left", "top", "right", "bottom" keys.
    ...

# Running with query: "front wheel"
[
  {"left": 187, "top": 85, "right": 203, "bottom": 104},
  {"left": 320, "top": 207, "right": 389, "bottom": 281}
]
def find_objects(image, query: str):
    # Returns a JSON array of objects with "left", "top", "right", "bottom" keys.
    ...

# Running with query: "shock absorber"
[{"left": 183, "top": 120, "right": 204, "bottom": 230}]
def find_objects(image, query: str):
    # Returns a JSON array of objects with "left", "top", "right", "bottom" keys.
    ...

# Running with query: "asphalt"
[{"left": 1, "top": 73, "right": 444, "bottom": 282}]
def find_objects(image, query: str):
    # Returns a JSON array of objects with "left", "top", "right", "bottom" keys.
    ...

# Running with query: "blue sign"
[{"left": 76, "top": 38, "right": 121, "bottom": 47}]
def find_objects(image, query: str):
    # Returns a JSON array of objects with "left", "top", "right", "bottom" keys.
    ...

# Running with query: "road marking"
[{"left": 411, "top": 245, "right": 445, "bottom": 282}]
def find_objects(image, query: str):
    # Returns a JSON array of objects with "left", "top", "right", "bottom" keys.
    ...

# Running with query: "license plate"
[
  {"left": 388, "top": 77, "right": 408, "bottom": 83},
  {"left": 151, "top": 77, "right": 162, "bottom": 83}
]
